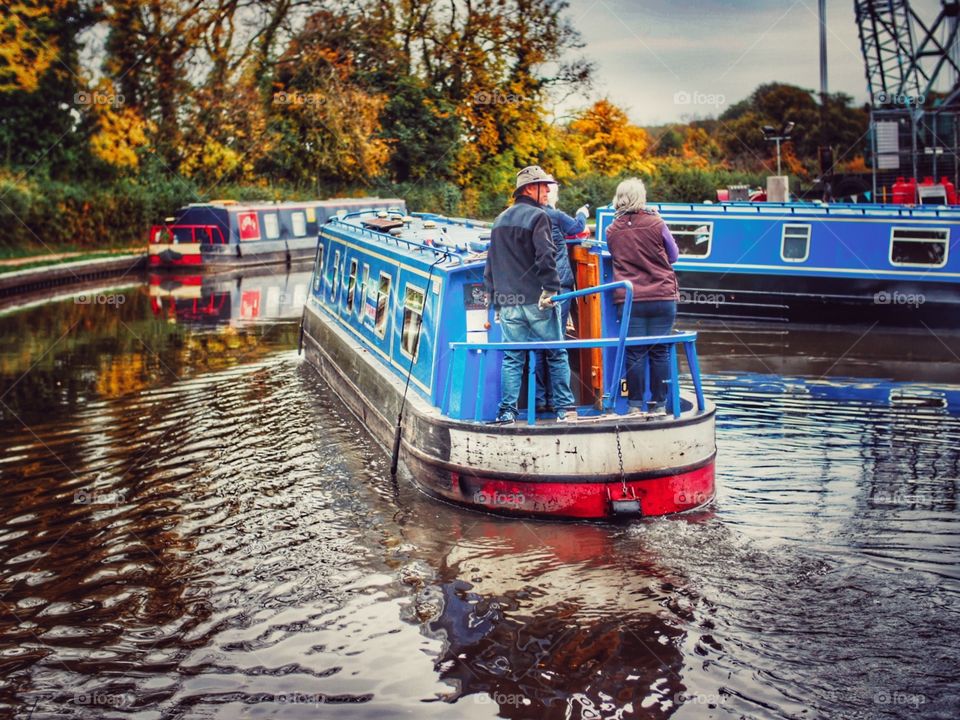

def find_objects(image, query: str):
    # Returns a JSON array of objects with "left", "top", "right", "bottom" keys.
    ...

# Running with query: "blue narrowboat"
[
  {"left": 148, "top": 198, "right": 404, "bottom": 269},
  {"left": 596, "top": 202, "right": 960, "bottom": 326},
  {"left": 299, "top": 210, "right": 716, "bottom": 519}
]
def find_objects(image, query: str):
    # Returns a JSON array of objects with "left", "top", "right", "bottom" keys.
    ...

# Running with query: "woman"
[
  {"left": 534, "top": 184, "right": 589, "bottom": 412},
  {"left": 605, "top": 178, "right": 679, "bottom": 415}
]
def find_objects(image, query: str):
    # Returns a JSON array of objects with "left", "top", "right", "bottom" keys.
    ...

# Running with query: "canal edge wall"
[{"left": 0, "top": 254, "right": 147, "bottom": 299}]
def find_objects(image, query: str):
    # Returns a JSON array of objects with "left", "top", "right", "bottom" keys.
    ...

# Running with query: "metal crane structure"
[{"left": 855, "top": 0, "right": 960, "bottom": 199}]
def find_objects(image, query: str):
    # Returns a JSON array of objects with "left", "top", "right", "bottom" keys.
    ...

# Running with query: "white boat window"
[
  {"left": 346, "top": 259, "right": 359, "bottom": 312},
  {"left": 889, "top": 228, "right": 949, "bottom": 267},
  {"left": 292, "top": 212, "right": 307, "bottom": 237},
  {"left": 264, "top": 213, "right": 280, "bottom": 240},
  {"left": 400, "top": 284, "right": 426, "bottom": 359},
  {"left": 375, "top": 272, "right": 391, "bottom": 338},
  {"left": 359, "top": 264, "right": 370, "bottom": 319},
  {"left": 313, "top": 245, "right": 324, "bottom": 294},
  {"left": 332, "top": 249, "right": 341, "bottom": 299},
  {"left": 667, "top": 222, "right": 712, "bottom": 258},
  {"left": 781, "top": 224, "right": 811, "bottom": 262}
]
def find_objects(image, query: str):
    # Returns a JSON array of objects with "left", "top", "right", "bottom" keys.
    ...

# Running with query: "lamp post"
[{"left": 762, "top": 121, "right": 795, "bottom": 175}]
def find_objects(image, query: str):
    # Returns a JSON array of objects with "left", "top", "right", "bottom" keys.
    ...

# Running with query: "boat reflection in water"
[
  {"left": 147, "top": 264, "right": 313, "bottom": 326},
  {"left": 398, "top": 514, "right": 700, "bottom": 718}
]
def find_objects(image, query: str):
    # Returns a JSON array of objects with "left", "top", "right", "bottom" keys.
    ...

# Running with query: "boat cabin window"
[
  {"left": 781, "top": 224, "right": 811, "bottom": 262},
  {"left": 313, "top": 245, "right": 324, "bottom": 294},
  {"left": 668, "top": 222, "right": 712, "bottom": 258},
  {"left": 890, "top": 228, "right": 949, "bottom": 267},
  {"left": 332, "top": 250, "right": 341, "bottom": 299},
  {"left": 172, "top": 227, "right": 194, "bottom": 243},
  {"left": 346, "top": 259, "right": 358, "bottom": 312},
  {"left": 292, "top": 212, "right": 307, "bottom": 237},
  {"left": 195, "top": 227, "right": 211, "bottom": 244},
  {"left": 359, "top": 264, "right": 370, "bottom": 319},
  {"left": 400, "top": 285, "right": 425, "bottom": 359},
  {"left": 375, "top": 272, "right": 391, "bottom": 338},
  {"left": 264, "top": 213, "right": 280, "bottom": 240}
]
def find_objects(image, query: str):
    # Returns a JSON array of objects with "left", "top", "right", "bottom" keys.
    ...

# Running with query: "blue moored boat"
[
  {"left": 148, "top": 198, "right": 405, "bottom": 269},
  {"left": 300, "top": 210, "right": 716, "bottom": 519},
  {"left": 596, "top": 202, "right": 960, "bottom": 326}
]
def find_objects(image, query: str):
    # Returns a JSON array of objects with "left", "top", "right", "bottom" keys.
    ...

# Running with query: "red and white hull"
[{"left": 302, "top": 303, "right": 716, "bottom": 520}]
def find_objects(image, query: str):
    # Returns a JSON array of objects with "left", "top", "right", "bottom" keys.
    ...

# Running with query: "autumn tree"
[
  {"left": 569, "top": 99, "right": 653, "bottom": 176},
  {"left": 264, "top": 9, "right": 391, "bottom": 188},
  {"left": 0, "top": 0, "right": 98, "bottom": 174}
]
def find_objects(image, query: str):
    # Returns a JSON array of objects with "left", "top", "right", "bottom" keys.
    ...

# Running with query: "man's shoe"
[
  {"left": 646, "top": 404, "right": 667, "bottom": 418},
  {"left": 536, "top": 404, "right": 556, "bottom": 414},
  {"left": 556, "top": 408, "right": 577, "bottom": 422},
  {"left": 491, "top": 411, "right": 517, "bottom": 425}
]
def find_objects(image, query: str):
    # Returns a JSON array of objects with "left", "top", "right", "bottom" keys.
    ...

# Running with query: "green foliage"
[
  {"left": 717, "top": 83, "right": 868, "bottom": 172},
  {"left": 0, "top": 1, "right": 97, "bottom": 175},
  {"left": 0, "top": 173, "right": 197, "bottom": 252},
  {"left": 642, "top": 164, "right": 760, "bottom": 203},
  {"left": 555, "top": 173, "right": 622, "bottom": 214},
  {"left": 380, "top": 76, "right": 461, "bottom": 182},
  {"left": 651, "top": 127, "right": 684, "bottom": 156},
  {"left": 387, "top": 181, "right": 463, "bottom": 216},
  {"left": 556, "top": 166, "right": 766, "bottom": 211}
]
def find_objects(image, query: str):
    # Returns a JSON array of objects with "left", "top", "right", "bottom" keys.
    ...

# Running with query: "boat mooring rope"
[
  {"left": 297, "top": 307, "right": 306, "bottom": 355},
  {"left": 615, "top": 423, "right": 627, "bottom": 496},
  {"left": 390, "top": 254, "right": 447, "bottom": 478}
]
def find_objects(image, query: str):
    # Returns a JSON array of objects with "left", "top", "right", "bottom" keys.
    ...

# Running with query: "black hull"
[{"left": 676, "top": 271, "right": 959, "bottom": 327}]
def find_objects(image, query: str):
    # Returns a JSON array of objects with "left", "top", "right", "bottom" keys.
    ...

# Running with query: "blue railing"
[
  {"left": 443, "top": 282, "right": 706, "bottom": 425},
  {"left": 553, "top": 282, "right": 632, "bottom": 406}
]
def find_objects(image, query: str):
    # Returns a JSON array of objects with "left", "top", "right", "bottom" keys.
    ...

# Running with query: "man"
[{"left": 483, "top": 165, "right": 577, "bottom": 424}]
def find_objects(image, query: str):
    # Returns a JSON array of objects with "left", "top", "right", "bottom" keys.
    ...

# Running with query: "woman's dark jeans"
[{"left": 618, "top": 300, "right": 677, "bottom": 407}]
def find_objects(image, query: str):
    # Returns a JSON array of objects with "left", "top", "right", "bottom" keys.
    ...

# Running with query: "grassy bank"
[{"left": 0, "top": 250, "right": 143, "bottom": 275}]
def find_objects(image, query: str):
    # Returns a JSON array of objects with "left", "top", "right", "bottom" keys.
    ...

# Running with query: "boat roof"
[
  {"left": 183, "top": 198, "right": 405, "bottom": 213},
  {"left": 642, "top": 200, "right": 960, "bottom": 220},
  {"left": 323, "top": 210, "right": 492, "bottom": 274}
]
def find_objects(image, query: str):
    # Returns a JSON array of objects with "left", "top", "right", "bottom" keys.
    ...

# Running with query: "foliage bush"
[
  {"left": 0, "top": 173, "right": 198, "bottom": 252},
  {"left": 0, "top": 163, "right": 774, "bottom": 254}
]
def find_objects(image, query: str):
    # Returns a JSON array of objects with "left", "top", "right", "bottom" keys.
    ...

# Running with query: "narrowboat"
[
  {"left": 595, "top": 202, "right": 960, "bottom": 326},
  {"left": 148, "top": 198, "right": 404, "bottom": 269},
  {"left": 299, "top": 210, "right": 716, "bottom": 519},
  {"left": 148, "top": 265, "right": 312, "bottom": 326}
]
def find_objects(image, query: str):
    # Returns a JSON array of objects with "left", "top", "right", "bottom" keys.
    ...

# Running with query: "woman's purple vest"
[{"left": 606, "top": 211, "right": 679, "bottom": 303}]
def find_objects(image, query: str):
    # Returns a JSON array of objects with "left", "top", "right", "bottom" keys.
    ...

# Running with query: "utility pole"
[{"left": 818, "top": 0, "right": 834, "bottom": 200}]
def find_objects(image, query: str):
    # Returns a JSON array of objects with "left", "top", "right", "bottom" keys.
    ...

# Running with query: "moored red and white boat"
[{"left": 148, "top": 198, "right": 404, "bottom": 268}]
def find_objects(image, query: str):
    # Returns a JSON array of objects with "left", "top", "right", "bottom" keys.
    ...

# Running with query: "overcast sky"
[{"left": 560, "top": 0, "right": 943, "bottom": 125}]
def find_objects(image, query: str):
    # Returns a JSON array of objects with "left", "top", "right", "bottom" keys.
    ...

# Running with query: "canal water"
[{"left": 1, "top": 268, "right": 958, "bottom": 719}]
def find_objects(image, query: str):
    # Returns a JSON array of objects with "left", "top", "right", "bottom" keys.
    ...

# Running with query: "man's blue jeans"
[
  {"left": 535, "top": 290, "right": 572, "bottom": 409},
  {"left": 499, "top": 303, "right": 576, "bottom": 416},
  {"left": 618, "top": 300, "right": 677, "bottom": 407}
]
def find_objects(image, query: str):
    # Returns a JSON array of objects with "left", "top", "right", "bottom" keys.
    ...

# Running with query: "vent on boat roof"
[{"left": 362, "top": 217, "right": 405, "bottom": 232}]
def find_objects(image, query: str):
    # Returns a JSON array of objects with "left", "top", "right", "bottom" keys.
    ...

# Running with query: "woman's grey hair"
[{"left": 612, "top": 178, "right": 647, "bottom": 213}]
